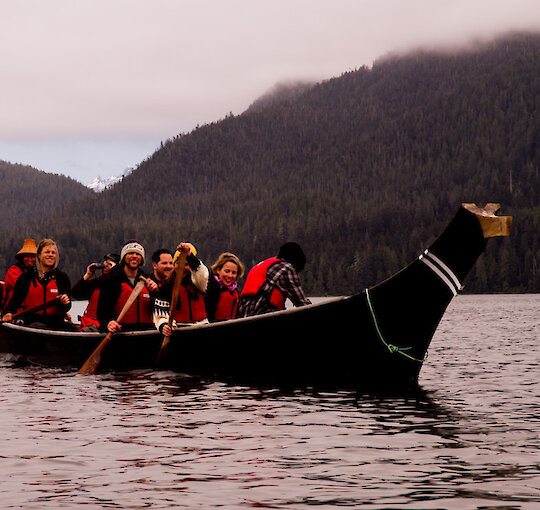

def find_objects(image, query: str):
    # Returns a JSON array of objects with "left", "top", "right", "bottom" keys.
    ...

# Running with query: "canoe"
[{"left": 0, "top": 203, "right": 511, "bottom": 391}]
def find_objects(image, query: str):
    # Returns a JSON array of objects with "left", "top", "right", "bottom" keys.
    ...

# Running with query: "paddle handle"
[
  {"left": 167, "top": 252, "right": 187, "bottom": 328},
  {"left": 156, "top": 251, "right": 188, "bottom": 367},
  {"left": 6, "top": 297, "right": 62, "bottom": 321},
  {"left": 115, "top": 278, "right": 146, "bottom": 325}
]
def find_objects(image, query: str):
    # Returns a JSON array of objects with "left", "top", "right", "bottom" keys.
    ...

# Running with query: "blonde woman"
[
  {"left": 3, "top": 239, "right": 72, "bottom": 329},
  {"left": 205, "top": 252, "right": 244, "bottom": 322}
]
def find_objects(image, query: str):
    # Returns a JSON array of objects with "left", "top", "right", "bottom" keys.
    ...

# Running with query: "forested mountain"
[
  {"left": 0, "top": 161, "right": 92, "bottom": 225},
  {"left": 1, "top": 32, "right": 539, "bottom": 295},
  {"left": 0, "top": 161, "right": 92, "bottom": 272}
]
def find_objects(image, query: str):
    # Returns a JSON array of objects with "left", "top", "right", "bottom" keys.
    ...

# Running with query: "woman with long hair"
[{"left": 2, "top": 239, "right": 73, "bottom": 330}]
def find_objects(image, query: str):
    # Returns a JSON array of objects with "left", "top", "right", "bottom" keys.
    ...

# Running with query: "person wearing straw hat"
[{"left": 1, "top": 239, "right": 37, "bottom": 311}]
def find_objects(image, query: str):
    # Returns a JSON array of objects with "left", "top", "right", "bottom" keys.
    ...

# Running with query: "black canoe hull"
[
  {"left": 0, "top": 204, "right": 511, "bottom": 391},
  {"left": 0, "top": 296, "right": 424, "bottom": 390}
]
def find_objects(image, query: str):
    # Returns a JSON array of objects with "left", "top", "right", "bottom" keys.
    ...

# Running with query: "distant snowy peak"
[
  {"left": 88, "top": 175, "right": 121, "bottom": 192},
  {"left": 88, "top": 167, "right": 133, "bottom": 192}
]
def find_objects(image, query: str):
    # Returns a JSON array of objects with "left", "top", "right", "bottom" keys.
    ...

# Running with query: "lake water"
[{"left": 0, "top": 294, "right": 538, "bottom": 509}]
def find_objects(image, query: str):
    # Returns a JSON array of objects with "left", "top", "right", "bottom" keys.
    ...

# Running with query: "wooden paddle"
[
  {"left": 155, "top": 250, "right": 188, "bottom": 367},
  {"left": 78, "top": 278, "right": 147, "bottom": 375},
  {"left": 2, "top": 297, "right": 62, "bottom": 321}
]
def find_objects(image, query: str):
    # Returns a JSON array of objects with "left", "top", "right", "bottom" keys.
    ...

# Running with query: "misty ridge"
[
  {"left": 246, "top": 81, "right": 316, "bottom": 113},
  {"left": 0, "top": 31, "right": 539, "bottom": 296}
]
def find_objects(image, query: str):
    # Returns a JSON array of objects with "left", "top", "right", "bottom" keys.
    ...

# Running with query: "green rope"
[{"left": 365, "top": 288, "right": 427, "bottom": 363}]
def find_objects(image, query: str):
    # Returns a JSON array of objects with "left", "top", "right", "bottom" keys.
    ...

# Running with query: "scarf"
[{"left": 214, "top": 274, "right": 237, "bottom": 292}]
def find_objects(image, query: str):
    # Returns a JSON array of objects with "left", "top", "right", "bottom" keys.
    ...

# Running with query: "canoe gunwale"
[{"left": 0, "top": 295, "right": 349, "bottom": 340}]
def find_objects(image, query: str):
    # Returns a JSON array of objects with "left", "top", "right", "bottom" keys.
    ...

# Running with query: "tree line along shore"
[{"left": 1, "top": 32, "right": 539, "bottom": 295}]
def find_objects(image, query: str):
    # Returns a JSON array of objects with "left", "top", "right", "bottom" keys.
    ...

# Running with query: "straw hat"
[{"left": 15, "top": 239, "right": 37, "bottom": 259}]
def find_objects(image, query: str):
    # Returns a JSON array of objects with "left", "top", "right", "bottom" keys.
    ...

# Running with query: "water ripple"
[{"left": 0, "top": 294, "right": 538, "bottom": 508}]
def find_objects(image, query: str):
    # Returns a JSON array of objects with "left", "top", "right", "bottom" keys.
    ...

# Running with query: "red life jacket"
[
  {"left": 0, "top": 281, "right": 5, "bottom": 311},
  {"left": 20, "top": 278, "right": 63, "bottom": 316},
  {"left": 80, "top": 314, "right": 100, "bottom": 329},
  {"left": 114, "top": 282, "right": 153, "bottom": 324},
  {"left": 214, "top": 288, "right": 239, "bottom": 321},
  {"left": 240, "top": 257, "right": 286, "bottom": 310},
  {"left": 80, "top": 288, "right": 101, "bottom": 328},
  {"left": 171, "top": 283, "right": 207, "bottom": 323},
  {"left": 3, "top": 264, "right": 23, "bottom": 306}
]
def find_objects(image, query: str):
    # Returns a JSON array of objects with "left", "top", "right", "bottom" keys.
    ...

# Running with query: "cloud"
[{"left": 1, "top": 0, "right": 539, "bottom": 181}]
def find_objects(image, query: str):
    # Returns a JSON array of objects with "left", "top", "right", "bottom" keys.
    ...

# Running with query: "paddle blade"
[
  {"left": 78, "top": 333, "right": 113, "bottom": 375},
  {"left": 155, "top": 335, "right": 171, "bottom": 368}
]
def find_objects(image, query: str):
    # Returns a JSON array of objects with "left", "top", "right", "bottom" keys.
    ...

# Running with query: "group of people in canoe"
[{"left": 0, "top": 238, "right": 311, "bottom": 333}]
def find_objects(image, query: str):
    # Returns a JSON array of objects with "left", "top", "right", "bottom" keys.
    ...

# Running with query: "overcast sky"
[{"left": 1, "top": 0, "right": 539, "bottom": 185}]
